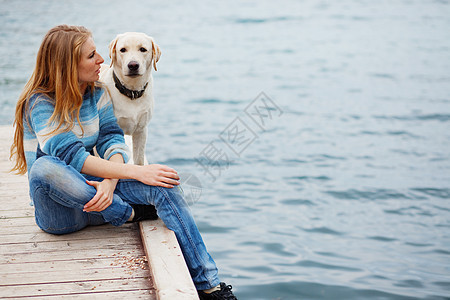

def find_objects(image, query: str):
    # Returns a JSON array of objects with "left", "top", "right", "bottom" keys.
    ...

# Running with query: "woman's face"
[{"left": 78, "top": 37, "right": 104, "bottom": 89}]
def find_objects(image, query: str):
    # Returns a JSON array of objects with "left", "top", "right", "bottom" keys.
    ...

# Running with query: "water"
[{"left": 1, "top": 0, "right": 450, "bottom": 299}]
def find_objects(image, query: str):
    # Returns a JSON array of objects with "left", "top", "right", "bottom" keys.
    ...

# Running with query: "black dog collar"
[{"left": 113, "top": 71, "right": 148, "bottom": 100}]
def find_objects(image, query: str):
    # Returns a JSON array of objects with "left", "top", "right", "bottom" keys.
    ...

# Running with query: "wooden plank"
[
  {"left": 0, "top": 247, "right": 144, "bottom": 264},
  {"left": 0, "top": 233, "right": 142, "bottom": 253},
  {"left": 0, "top": 225, "right": 39, "bottom": 235},
  {"left": 0, "top": 216, "right": 35, "bottom": 227},
  {"left": 1, "top": 289, "right": 155, "bottom": 299},
  {"left": 1, "top": 261, "right": 150, "bottom": 285},
  {"left": 0, "top": 202, "right": 31, "bottom": 210},
  {"left": 0, "top": 224, "right": 38, "bottom": 235},
  {"left": 0, "top": 278, "right": 154, "bottom": 298},
  {"left": 0, "top": 224, "right": 136, "bottom": 243},
  {"left": 0, "top": 206, "right": 33, "bottom": 212},
  {"left": 0, "top": 190, "right": 31, "bottom": 198},
  {"left": 0, "top": 267, "right": 150, "bottom": 286},
  {"left": 0, "top": 177, "right": 28, "bottom": 183},
  {"left": 0, "top": 209, "right": 34, "bottom": 218},
  {"left": 0, "top": 195, "right": 31, "bottom": 202},
  {"left": 0, "top": 253, "right": 148, "bottom": 275},
  {"left": 140, "top": 219, "right": 199, "bottom": 300}
]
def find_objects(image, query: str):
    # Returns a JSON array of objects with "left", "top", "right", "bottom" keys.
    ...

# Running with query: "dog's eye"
[
  {"left": 120, "top": 48, "right": 127, "bottom": 53},
  {"left": 140, "top": 47, "right": 148, "bottom": 53}
]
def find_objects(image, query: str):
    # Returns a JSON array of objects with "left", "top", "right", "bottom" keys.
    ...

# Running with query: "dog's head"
[{"left": 109, "top": 32, "right": 161, "bottom": 77}]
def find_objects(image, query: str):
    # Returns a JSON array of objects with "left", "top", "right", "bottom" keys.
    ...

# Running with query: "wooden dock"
[{"left": 0, "top": 125, "right": 198, "bottom": 299}]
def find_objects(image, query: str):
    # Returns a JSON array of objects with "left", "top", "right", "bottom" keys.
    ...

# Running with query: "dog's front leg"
[{"left": 132, "top": 127, "right": 147, "bottom": 165}]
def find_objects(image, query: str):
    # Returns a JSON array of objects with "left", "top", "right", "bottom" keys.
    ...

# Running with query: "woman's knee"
[
  {"left": 29, "top": 156, "right": 63, "bottom": 183},
  {"left": 155, "top": 186, "right": 189, "bottom": 207},
  {"left": 36, "top": 219, "right": 86, "bottom": 235},
  {"left": 29, "top": 156, "right": 86, "bottom": 195}
]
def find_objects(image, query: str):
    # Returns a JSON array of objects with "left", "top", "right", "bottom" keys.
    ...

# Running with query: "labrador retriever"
[{"left": 100, "top": 32, "right": 161, "bottom": 165}]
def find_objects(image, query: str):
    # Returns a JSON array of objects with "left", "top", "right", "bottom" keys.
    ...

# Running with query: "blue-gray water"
[{"left": 1, "top": 1, "right": 450, "bottom": 299}]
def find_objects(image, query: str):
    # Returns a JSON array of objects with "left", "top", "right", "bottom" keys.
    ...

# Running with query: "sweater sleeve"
[
  {"left": 28, "top": 96, "right": 90, "bottom": 172},
  {"left": 95, "top": 90, "right": 130, "bottom": 163}
]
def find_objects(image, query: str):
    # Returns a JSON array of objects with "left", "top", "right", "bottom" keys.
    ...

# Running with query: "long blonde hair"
[{"left": 10, "top": 25, "right": 94, "bottom": 175}]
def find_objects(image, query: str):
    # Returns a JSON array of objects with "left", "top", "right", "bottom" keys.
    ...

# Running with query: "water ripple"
[
  {"left": 315, "top": 251, "right": 356, "bottom": 260},
  {"left": 160, "top": 157, "right": 198, "bottom": 166},
  {"left": 367, "top": 236, "right": 398, "bottom": 242},
  {"left": 411, "top": 188, "right": 450, "bottom": 199},
  {"left": 240, "top": 241, "right": 296, "bottom": 258},
  {"left": 393, "top": 279, "right": 424, "bottom": 288},
  {"left": 302, "top": 226, "right": 344, "bottom": 236},
  {"left": 189, "top": 98, "right": 242, "bottom": 105},
  {"left": 296, "top": 260, "right": 361, "bottom": 272},
  {"left": 384, "top": 206, "right": 425, "bottom": 216},
  {"left": 232, "top": 16, "right": 302, "bottom": 24},
  {"left": 432, "top": 249, "right": 450, "bottom": 256},
  {"left": 373, "top": 114, "right": 450, "bottom": 122},
  {"left": 280, "top": 198, "right": 316, "bottom": 206},
  {"left": 404, "top": 242, "right": 433, "bottom": 248},
  {"left": 325, "top": 189, "right": 411, "bottom": 201},
  {"left": 285, "top": 175, "right": 331, "bottom": 181}
]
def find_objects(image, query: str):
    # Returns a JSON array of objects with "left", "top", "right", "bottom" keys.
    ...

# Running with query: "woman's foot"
[
  {"left": 198, "top": 282, "right": 238, "bottom": 299},
  {"left": 128, "top": 204, "right": 158, "bottom": 222}
]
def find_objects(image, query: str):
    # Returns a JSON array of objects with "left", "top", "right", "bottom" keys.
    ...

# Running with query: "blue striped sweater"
[{"left": 24, "top": 86, "right": 130, "bottom": 174}]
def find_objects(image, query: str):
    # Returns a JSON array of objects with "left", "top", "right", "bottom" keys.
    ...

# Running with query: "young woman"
[{"left": 10, "top": 24, "right": 236, "bottom": 300}]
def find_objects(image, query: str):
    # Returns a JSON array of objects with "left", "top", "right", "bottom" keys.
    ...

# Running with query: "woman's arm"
[
  {"left": 28, "top": 96, "right": 91, "bottom": 172},
  {"left": 83, "top": 153, "right": 123, "bottom": 212},
  {"left": 81, "top": 155, "right": 180, "bottom": 188}
]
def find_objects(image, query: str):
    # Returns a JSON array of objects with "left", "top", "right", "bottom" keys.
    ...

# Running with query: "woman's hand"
[
  {"left": 83, "top": 179, "right": 118, "bottom": 212},
  {"left": 134, "top": 164, "right": 180, "bottom": 188}
]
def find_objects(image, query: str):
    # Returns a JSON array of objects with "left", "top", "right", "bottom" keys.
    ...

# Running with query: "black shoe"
[
  {"left": 129, "top": 204, "right": 158, "bottom": 222},
  {"left": 198, "top": 282, "right": 238, "bottom": 300}
]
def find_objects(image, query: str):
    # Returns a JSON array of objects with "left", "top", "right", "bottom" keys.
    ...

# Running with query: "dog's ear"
[
  {"left": 151, "top": 39, "right": 161, "bottom": 71},
  {"left": 108, "top": 35, "right": 120, "bottom": 67}
]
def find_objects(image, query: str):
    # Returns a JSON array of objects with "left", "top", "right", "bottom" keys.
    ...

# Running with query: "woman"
[{"left": 10, "top": 24, "right": 236, "bottom": 300}]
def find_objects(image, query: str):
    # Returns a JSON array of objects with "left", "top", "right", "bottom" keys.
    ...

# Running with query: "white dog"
[{"left": 100, "top": 32, "right": 161, "bottom": 165}]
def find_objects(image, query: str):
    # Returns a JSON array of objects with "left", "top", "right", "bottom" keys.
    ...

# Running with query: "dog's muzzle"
[{"left": 127, "top": 61, "right": 140, "bottom": 76}]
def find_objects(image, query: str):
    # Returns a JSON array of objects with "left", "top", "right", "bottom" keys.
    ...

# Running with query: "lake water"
[{"left": 1, "top": 0, "right": 450, "bottom": 299}]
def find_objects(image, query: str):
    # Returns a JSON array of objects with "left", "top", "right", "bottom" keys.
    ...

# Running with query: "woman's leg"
[
  {"left": 114, "top": 179, "right": 220, "bottom": 290},
  {"left": 29, "top": 156, "right": 132, "bottom": 234}
]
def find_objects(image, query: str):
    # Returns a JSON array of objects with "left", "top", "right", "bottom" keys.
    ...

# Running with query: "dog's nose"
[{"left": 128, "top": 61, "right": 140, "bottom": 71}]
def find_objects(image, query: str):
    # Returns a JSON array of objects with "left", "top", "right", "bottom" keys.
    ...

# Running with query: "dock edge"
[{"left": 139, "top": 219, "right": 199, "bottom": 300}]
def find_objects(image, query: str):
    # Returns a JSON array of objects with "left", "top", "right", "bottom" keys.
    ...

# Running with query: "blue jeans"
[{"left": 28, "top": 156, "right": 220, "bottom": 290}]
